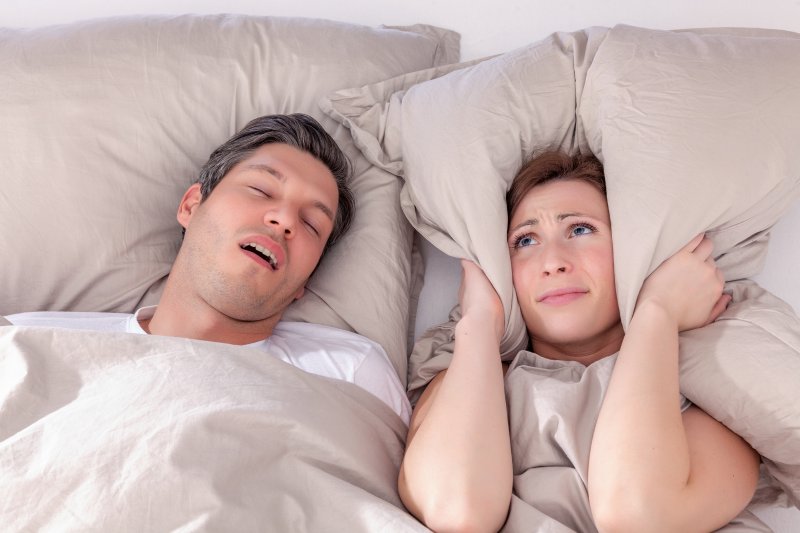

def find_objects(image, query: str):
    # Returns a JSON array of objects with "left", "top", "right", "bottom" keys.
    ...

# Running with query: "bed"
[{"left": 1, "top": 5, "right": 799, "bottom": 532}]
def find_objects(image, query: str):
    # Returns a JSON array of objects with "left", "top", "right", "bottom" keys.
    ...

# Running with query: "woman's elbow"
[
  {"left": 399, "top": 473, "right": 510, "bottom": 533},
  {"left": 592, "top": 508, "right": 645, "bottom": 533},
  {"left": 418, "top": 497, "right": 510, "bottom": 533},
  {"left": 591, "top": 492, "right": 669, "bottom": 533}
]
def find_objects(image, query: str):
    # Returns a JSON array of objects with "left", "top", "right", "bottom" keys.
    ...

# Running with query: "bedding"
[
  {"left": 0, "top": 323, "right": 426, "bottom": 531},
  {"left": 326, "top": 22, "right": 800, "bottom": 525},
  {"left": 0, "top": 14, "right": 459, "bottom": 383}
]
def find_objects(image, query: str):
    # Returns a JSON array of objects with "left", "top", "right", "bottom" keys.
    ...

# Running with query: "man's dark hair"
[{"left": 197, "top": 113, "right": 354, "bottom": 252}]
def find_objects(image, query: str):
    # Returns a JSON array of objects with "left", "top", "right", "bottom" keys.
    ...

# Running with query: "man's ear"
[{"left": 177, "top": 183, "right": 203, "bottom": 229}]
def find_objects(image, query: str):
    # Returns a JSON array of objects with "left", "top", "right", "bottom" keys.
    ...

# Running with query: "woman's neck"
[{"left": 531, "top": 322, "right": 625, "bottom": 366}]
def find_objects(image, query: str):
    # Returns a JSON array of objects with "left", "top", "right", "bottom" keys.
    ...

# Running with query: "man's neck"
[{"left": 145, "top": 283, "right": 281, "bottom": 345}]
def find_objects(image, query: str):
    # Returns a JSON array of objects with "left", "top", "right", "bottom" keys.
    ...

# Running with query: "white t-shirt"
[{"left": 8, "top": 307, "right": 411, "bottom": 424}]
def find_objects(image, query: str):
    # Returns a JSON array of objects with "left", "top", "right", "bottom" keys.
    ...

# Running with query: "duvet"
[{"left": 0, "top": 321, "right": 424, "bottom": 531}]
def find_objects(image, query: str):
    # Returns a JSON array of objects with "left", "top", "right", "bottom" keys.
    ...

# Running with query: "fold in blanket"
[{"left": 0, "top": 326, "right": 425, "bottom": 531}]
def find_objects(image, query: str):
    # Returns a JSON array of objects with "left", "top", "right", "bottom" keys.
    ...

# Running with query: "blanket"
[
  {"left": 0, "top": 297, "right": 792, "bottom": 531},
  {"left": 0, "top": 323, "right": 426, "bottom": 531}
]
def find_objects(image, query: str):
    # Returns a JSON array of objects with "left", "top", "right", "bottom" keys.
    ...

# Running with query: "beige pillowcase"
[
  {"left": 327, "top": 24, "right": 800, "bottom": 504},
  {"left": 327, "top": 27, "right": 609, "bottom": 364},
  {"left": 580, "top": 25, "right": 800, "bottom": 324},
  {"left": 0, "top": 15, "right": 459, "bottom": 383}
]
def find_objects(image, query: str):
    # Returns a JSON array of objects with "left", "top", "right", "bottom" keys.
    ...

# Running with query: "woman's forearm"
[
  {"left": 588, "top": 301, "right": 690, "bottom": 528},
  {"left": 399, "top": 313, "right": 512, "bottom": 532}
]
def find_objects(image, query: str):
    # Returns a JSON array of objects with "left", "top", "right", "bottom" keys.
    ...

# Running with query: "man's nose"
[{"left": 264, "top": 207, "right": 296, "bottom": 237}]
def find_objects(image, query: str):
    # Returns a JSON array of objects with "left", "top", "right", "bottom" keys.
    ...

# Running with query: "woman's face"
[{"left": 508, "top": 179, "right": 623, "bottom": 363}]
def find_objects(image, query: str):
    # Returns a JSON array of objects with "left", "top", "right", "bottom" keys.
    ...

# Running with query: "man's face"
[{"left": 175, "top": 142, "right": 338, "bottom": 323}]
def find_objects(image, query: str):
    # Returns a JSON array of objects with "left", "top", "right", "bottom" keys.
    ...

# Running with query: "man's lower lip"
[
  {"left": 241, "top": 248, "right": 275, "bottom": 270},
  {"left": 540, "top": 292, "right": 585, "bottom": 305}
]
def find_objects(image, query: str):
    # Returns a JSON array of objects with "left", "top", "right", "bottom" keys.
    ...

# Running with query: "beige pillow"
[
  {"left": 327, "top": 27, "right": 609, "bottom": 365},
  {"left": 327, "top": 25, "right": 800, "bottom": 504},
  {"left": 0, "top": 15, "right": 459, "bottom": 383},
  {"left": 580, "top": 25, "right": 800, "bottom": 324}
]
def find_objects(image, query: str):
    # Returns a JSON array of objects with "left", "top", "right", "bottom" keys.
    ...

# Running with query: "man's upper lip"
[
  {"left": 536, "top": 287, "right": 588, "bottom": 302},
  {"left": 240, "top": 234, "right": 286, "bottom": 269}
]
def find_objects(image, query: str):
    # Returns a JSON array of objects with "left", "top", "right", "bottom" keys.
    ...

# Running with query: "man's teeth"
[{"left": 243, "top": 243, "right": 277, "bottom": 267}]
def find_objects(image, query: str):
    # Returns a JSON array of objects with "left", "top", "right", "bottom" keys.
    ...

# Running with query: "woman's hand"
[
  {"left": 458, "top": 259, "right": 505, "bottom": 343},
  {"left": 637, "top": 234, "right": 729, "bottom": 332}
]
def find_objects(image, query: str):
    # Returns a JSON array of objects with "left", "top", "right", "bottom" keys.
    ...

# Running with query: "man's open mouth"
[{"left": 240, "top": 242, "right": 278, "bottom": 270}]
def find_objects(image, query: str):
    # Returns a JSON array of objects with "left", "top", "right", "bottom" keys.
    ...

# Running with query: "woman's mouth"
[{"left": 537, "top": 288, "right": 588, "bottom": 305}]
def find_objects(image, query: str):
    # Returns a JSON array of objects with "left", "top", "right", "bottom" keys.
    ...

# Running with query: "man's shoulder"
[
  {"left": 269, "top": 321, "right": 393, "bottom": 369},
  {"left": 272, "top": 321, "right": 381, "bottom": 351}
]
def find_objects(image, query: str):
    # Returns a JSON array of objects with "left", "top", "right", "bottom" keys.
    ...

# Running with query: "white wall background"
[
  {"left": 4, "top": 1, "right": 800, "bottom": 529},
  {"left": 4, "top": 0, "right": 800, "bottom": 61}
]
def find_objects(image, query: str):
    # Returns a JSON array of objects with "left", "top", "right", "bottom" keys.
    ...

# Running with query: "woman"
[{"left": 398, "top": 151, "right": 760, "bottom": 532}]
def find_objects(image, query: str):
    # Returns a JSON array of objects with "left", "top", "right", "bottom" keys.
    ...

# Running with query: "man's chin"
[{"left": 211, "top": 298, "right": 285, "bottom": 324}]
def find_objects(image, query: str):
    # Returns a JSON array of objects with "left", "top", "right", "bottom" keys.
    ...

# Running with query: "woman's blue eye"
[
  {"left": 570, "top": 223, "right": 596, "bottom": 237},
  {"left": 513, "top": 234, "right": 536, "bottom": 248}
]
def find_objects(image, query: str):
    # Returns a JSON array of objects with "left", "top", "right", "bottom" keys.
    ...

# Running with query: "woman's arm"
[
  {"left": 398, "top": 260, "right": 512, "bottom": 533},
  {"left": 588, "top": 235, "right": 760, "bottom": 533}
]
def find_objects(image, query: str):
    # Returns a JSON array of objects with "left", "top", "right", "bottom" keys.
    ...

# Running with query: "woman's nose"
[{"left": 541, "top": 244, "right": 571, "bottom": 276}]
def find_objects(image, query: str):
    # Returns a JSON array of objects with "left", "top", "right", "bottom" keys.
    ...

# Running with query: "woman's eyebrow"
[
  {"left": 509, "top": 218, "right": 538, "bottom": 234},
  {"left": 508, "top": 213, "right": 587, "bottom": 233}
]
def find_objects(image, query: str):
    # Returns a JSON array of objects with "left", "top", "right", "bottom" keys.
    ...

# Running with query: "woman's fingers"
[
  {"left": 692, "top": 235, "right": 714, "bottom": 261},
  {"left": 683, "top": 233, "right": 706, "bottom": 253},
  {"left": 681, "top": 233, "right": 715, "bottom": 261},
  {"left": 704, "top": 293, "right": 732, "bottom": 326}
]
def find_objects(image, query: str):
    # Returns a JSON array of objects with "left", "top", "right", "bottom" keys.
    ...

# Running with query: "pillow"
[
  {"left": 580, "top": 25, "right": 800, "bottom": 324},
  {"left": 0, "top": 15, "right": 459, "bottom": 383},
  {"left": 327, "top": 25, "right": 800, "bottom": 505},
  {"left": 327, "top": 27, "right": 609, "bottom": 374}
]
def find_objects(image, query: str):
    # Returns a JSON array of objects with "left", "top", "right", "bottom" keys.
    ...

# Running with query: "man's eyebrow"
[
  {"left": 245, "top": 163, "right": 285, "bottom": 181},
  {"left": 244, "top": 163, "right": 335, "bottom": 222},
  {"left": 313, "top": 200, "right": 335, "bottom": 222},
  {"left": 508, "top": 213, "right": 588, "bottom": 233}
]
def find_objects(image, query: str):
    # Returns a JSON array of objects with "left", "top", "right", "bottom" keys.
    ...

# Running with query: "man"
[{"left": 8, "top": 113, "right": 410, "bottom": 423}]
